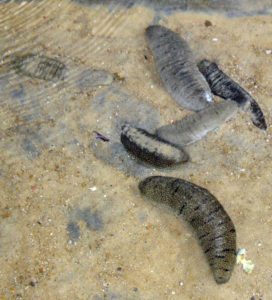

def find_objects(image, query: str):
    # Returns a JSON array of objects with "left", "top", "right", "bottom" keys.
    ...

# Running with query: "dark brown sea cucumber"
[
  {"left": 121, "top": 123, "right": 189, "bottom": 167},
  {"left": 139, "top": 176, "right": 236, "bottom": 284},
  {"left": 198, "top": 59, "right": 267, "bottom": 130}
]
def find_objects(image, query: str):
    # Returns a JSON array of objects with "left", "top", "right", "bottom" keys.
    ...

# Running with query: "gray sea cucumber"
[
  {"left": 145, "top": 25, "right": 212, "bottom": 111},
  {"left": 155, "top": 101, "right": 239, "bottom": 147},
  {"left": 11, "top": 53, "right": 66, "bottom": 81}
]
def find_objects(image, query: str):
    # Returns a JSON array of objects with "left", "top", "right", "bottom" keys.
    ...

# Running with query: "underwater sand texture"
[
  {"left": 73, "top": 0, "right": 272, "bottom": 17},
  {"left": 0, "top": 0, "right": 272, "bottom": 299}
]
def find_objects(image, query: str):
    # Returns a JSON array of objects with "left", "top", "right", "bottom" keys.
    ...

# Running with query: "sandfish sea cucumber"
[
  {"left": 145, "top": 25, "right": 212, "bottom": 111},
  {"left": 139, "top": 176, "right": 236, "bottom": 284},
  {"left": 198, "top": 59, "right": 267, "bottom": 130},
  {"left": 120, "top": 123, "right": 189, "bottom": 167},
  {"left": 11, "top": 53, "right": 66, "bottom": 81},
  {"left": 155, "top": 101, "right": 239, "bottom": 147}
]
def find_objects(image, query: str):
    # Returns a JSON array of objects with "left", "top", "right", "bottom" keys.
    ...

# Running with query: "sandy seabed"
[{"left": 0, "top": 1, "right": 272, "bottom": 299}]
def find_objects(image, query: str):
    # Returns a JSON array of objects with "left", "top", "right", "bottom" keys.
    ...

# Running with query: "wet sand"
[{"left": 0, "top": 1, "right": 272, "bottom": 299}]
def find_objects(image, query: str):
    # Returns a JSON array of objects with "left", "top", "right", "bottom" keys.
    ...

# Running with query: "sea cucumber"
[
  {"left": 155, "top": 101, "right": 239, "bottom": 147},
  {"left": 120, "top": 123, "right": 189, "bottom": 167},
  {"left": 11, "top": 53, "right": 66, "bottom": 81},
  {"left": 145, "top": 25, "right": 212, "bottom": 111},
  {"left": 198, "top": 59, "right": 267, "bottom": 130},
  {"left": 139, "top": 176, "right": 236, "bottom": 284}
]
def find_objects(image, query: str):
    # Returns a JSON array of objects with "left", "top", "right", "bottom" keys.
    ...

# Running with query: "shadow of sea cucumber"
[
  {"left": 89, "top": 86, "right": 164, "bottom": 178},
  {"left": 67, "top": 207, "right": 104, "bottom": 243}
]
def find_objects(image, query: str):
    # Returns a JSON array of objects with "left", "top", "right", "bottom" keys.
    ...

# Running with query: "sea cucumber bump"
[{"left": 205, "top": 91, "right": 213, "bottom": 103}]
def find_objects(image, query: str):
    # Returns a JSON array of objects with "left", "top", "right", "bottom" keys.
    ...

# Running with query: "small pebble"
[
  {"left": 205, "top": 20, "right": 212, "bottom": 27},
  {"left": 29, "top": 281, "right": 36, "bottom": 287}
]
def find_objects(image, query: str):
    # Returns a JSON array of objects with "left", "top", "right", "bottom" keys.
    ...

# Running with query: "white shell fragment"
[{"left": 236, "top": 248, "right": 255, "bottom": 274}]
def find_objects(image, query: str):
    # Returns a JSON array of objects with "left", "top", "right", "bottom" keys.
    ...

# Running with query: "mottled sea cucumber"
[
  {"left": 155, "top": 101, "right": 239, "bottom": 147},
  {"left": 145, "top": 25, "right": 212, "bottom": 111},
  {"left": 198, "top": 59, "right": 267, "bottom": 130},
  {"left": 11, "top": 53, "right": 66, "bottom": 81},
  {"left": 121, "top": 123, "right": 189, "bottom": 167},
  {"left": 139, "top": 176, "right": 236, "bottom": 284}
]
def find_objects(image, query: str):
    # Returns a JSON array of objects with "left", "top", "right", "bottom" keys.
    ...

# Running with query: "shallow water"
[{"left": 0, "top": 1, "right": 272, "bottom": 299}]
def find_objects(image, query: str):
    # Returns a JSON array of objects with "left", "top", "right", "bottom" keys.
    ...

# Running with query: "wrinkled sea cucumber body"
[
  {"left": 198, "top": 59, "right": 267, "bottom": 130},
  {"left": 145, "top": 25, "right": 212, "bottom": 111},
  {"left": 155, "top": 101, "right": 238, "bottom": 147},
  {"left": 139, "top": 176, "right": 236, "bottom": 284},
  {"left": 121, "top": 123, "right": 189, "bottom": 167},
  {"left": 12, "top": 54, "right": 66, "bottom": 81}
]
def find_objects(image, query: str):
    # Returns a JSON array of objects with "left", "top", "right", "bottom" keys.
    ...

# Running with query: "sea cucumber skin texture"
[
  {"left": 198, "top": 59, "right": 267, "bottom": 130},
  {"left": 155, "top": 101, "right": 238, "bottom": 147},
  {"left": 139, "top": 176, "right": 237, "bottom": 284},
  {"left": 145, "top": 25, "right": 212, "bottom": 112},
  {"left": 12, "top": 54, "right": 66, "bottom": 81},
  {"left": 120, "top": 124, "right": 189, "bottom": 167}
]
